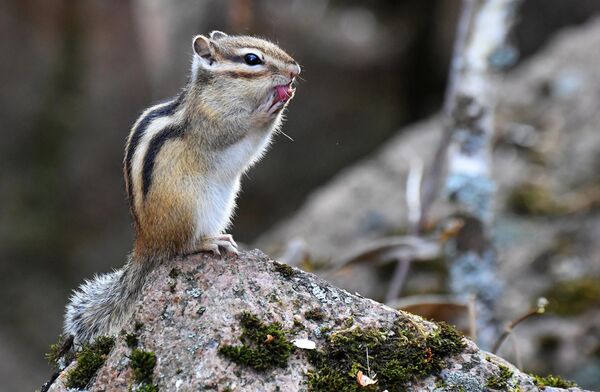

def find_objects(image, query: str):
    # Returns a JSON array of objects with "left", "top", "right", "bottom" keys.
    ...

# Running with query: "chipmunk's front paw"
[
  {"left": 253, "top": 88, "right": 291, "bottom": 127},
  {"left": 198, "top": 234, "right": 238, "bottom": 256},
  {"left": 252, "top": 96, "right": 277, "bottom": 127}
]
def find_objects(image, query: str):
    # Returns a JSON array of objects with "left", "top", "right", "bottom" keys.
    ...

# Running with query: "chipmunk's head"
[
  {"left": 190, "top": 31, "right": 300, "bottom": 122},
  {"left": 192, "top": 31, "right": 300, "bottom": 121}
]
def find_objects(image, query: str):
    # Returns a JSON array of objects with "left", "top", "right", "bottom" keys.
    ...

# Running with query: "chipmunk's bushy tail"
[{"left": 64, "top": 255, "right": 156, "bottom": 344}]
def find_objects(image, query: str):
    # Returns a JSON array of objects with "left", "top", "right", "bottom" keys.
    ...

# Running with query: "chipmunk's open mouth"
[
  {"left": 273, "top": 82, "right": 295, "bottom": 104},
  {"left": 264, "top": 81, "right": 295, "bottom": 114}
]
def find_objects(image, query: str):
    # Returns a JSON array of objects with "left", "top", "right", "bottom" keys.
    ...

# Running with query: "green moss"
[
  {"left": 273, "top": 261, "right": 297, "bottom": 279},
  {"left": 342, "top": 317, "right": 355, "bottom": 329},
  {"left": 123, "top": 320, "right": 144, "bottom": 348},
  {"left": 319, "top": 325, "right": 332, "bottom": 335},
  {"left": 64, "top": 336, "right": 115, "bottom": 389},
  {"left": 306, "top": 358, "right": 363, "bottom": 392},
  {"left": 306, "top": 319, "right": 465, "bottom": 392},
  {"left": 531, "top": 373, "right": 577, "bottom": 389},
  {"left": 130, "top": 349, "right": 156, "bottom": 385},
  {"left": 507, "top": 182, "right": 566, "bottom": 216},
  {"left": 544, "top": 278, "right": 600, "bottom": 316},
  {"left": 486, "top": 364, "right": 513, "bottom": 390},
  {"left": 304, "top": 308, "right": 326, "bottom": 321},
  {"left": 125, "top": 333, "right": 139, "bottom": 349},
  {"left": 219, "top": 312, "right": 293, "bottom": 371},
  {"left": 45, "top": 335, "right": 75, "bottom": 370},
  {"left": 46, "top": 343, "right": 61, "bottom": 369}
]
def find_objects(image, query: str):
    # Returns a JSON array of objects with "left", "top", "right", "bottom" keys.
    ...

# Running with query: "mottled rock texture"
[{"left": 45, "top": 250, "right": 588, "bottom": 391}]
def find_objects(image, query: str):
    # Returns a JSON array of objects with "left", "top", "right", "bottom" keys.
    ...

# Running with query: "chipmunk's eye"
[{"left": 244, "top": 53, "right": 262, "bottom": 66}]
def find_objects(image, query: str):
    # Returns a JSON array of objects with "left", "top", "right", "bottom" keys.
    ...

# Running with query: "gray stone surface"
[{"left": 44, "top": 250, "right": 587, "bottom": 391}]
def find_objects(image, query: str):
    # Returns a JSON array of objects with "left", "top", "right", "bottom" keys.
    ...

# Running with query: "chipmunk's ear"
[
  {"left": 193, "top": 35, "right": 214, "bottom": 66},
  {"left": 209, "top": 30, "right": 228, "bottom": 40}
]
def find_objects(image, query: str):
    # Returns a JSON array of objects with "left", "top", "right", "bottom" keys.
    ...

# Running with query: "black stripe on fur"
[{"left": 141, "top": 123, "right": 185, "bottom": 199}]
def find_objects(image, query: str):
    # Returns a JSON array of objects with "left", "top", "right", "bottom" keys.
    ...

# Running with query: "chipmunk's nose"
[{"left": 289, "top": 62, "right": 301, "bottom": 79}]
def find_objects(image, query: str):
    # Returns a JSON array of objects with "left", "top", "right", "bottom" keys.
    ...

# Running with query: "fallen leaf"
[{"left": 356, "top": 370, "right": 377, "bottom": 386}]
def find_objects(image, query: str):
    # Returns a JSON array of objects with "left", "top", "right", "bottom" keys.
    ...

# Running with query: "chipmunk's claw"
[{"left": 199, "top": 234, "right": 238, "bottom": 256}]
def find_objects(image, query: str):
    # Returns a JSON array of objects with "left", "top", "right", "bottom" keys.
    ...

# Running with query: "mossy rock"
[
  {"left": 218, "top": 312, "right": 294, "bottom": 371},
  {"left": 531, "top": 373, "right": 577, "bottom": 389},
  {"left": 485, "top": 364, "right": 514, "bottom": 390},
  {"left": 306, "top": 319, "right": 465, "bottom": 391},
  {"left": 64, "top": 336, "right": 115, "bottom": 389},
  {"left": 42, "top": 251, "right": 591, "bottom": 391}
]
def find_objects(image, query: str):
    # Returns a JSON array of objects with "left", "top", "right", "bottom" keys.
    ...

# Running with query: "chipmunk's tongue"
[{"left": 275, "top": 84, "right": 293, "bottom": 102}]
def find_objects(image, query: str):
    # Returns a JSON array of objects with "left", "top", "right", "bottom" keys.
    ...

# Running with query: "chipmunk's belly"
[
  {"left": 192, "top": 174, "right": 241, "bottom": 240},
  {"left": 191, "top": 134, "right": 271, "bottom": 241}
]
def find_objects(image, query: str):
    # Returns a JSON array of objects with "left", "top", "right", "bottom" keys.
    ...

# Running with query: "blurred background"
[{"left": 2, "top": 0, "right": 600, "bottom": 390}]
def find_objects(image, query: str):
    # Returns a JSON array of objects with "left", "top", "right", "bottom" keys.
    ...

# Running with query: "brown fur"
[{"left": 134, "top": 138, "right": 202, "bottom": 257}]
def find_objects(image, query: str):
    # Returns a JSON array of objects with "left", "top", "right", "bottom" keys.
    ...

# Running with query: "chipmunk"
[{"left": 64, "top": 31, "right": 300, "bottom": 345}]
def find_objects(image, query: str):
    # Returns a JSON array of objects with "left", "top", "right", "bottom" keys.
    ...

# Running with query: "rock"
[{"left": 44, "top": 250, "right": 588, "bottom": 391}]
